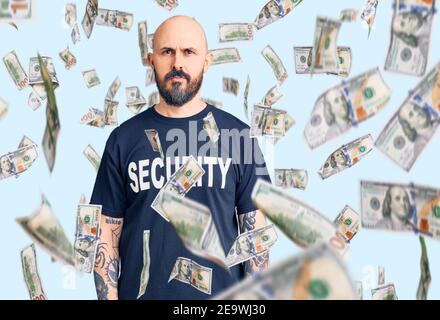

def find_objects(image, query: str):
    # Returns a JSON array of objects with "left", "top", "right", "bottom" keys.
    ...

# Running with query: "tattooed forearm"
[{"left": 241, "top": 210, "right": 257, "bottom": 232}]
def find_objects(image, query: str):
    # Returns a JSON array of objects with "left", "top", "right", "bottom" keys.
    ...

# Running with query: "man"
[{"left": 91, "top": 15, "right": 271, "bottom": 300}]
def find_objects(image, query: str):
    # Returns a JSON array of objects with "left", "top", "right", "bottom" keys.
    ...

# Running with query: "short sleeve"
[
  {"left": 235, "top": 137, "right": 271, "bottom": 215},
  {"left": 90, "top": 128, "right": 127, "bottom": 218}
]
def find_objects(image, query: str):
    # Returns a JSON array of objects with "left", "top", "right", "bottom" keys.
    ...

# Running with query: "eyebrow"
[{"left": 159, "top": 46, "right": 199, "bottom": 53}]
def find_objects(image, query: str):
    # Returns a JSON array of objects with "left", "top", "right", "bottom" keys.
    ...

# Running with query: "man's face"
[
  {"left": 399, "top": 103, "right": 429, "bottom": 130},
  {"left": 389, "top": 187, "right": 410, "bottom": 219},
  {"left": 393, "top": 12, "right": 422, "bottom": 34},
  {"left": 0, "top": 156, "right": 12, "bottom": 173},
  {"left": 149, "top": 17, "right": 212, "bottom": 107}
]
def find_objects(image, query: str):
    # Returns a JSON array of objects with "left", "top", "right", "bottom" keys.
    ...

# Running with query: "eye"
[
  {"left": 162, "top": 49, "right": 173, "bottom": 55},
  {"left": 185, "top": 49, "right": 194, "bottom": 55}
]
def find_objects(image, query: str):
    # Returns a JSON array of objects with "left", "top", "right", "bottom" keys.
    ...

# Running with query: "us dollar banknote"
[
  {"left": 3, "top": 50, "right": 29, "bottom": 90},
  {"left": 250, "top": 104, "right": 287, "bottom": 138},
  {"left": 295, "top": 46, "right": 352, "bottom": 77},
  {"left": 360, "top": 180, "right": 440, "bottom": 239},
  {"left": 0, "top": 142, "right": 38, "bottom": 181},
  {"left": 376, "top": 61, "right": 440, "bottom": 171},
  {"left": 21, "top": 244, "right": 47, "bottom": 300},
  {"left": 209, "top": 48, "right": 242, "bottom": 65},
  {"left": 417, "top": 235, "right": 431, "bottom": 300},
  {"left": 214, "top": 243, "right": 355, "bottom": 300},
  {"left": 274, "top": 168, "right": 308, "bottom": 190},
  {"left": 95, "top": 8, "right": 133, "bottom": 31},
  {"left": 311, "top": 17, "right": 341, "bottom": 75},
  {"left": 384, "top": 0, "right": 436, "bottom": 76},
  {"left": 218, "top": 23, "right": 253, "bottom": 42},
  {"left": 254, "top": 0, "right": 304, "bottom": 30},
  {"left": 333, "top": 205, "right": 360, "bottom": 242},
  {"left": 304, "top": 67, "right": 391, "bottom": 149},
  {"left": 371, "top": 283, "right": 398, "bottom": 300},
  {"left": 261, "top": 45, "right": 288, "bottom": 84},
  {"left": 168, "top": 257, "right": 212, "bottom": 295},
  {"left": 137, "top": 230, "right": 151, "bottom": 299}
]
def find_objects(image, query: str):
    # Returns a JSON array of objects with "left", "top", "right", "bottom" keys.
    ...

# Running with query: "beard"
[{"left": 155, "top": 68, "right": 203, "bottom": 107}]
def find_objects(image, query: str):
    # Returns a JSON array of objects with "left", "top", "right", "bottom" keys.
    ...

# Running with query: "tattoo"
[
  {"left": 94, "top": 271, "right": 109, "bottom": 300},
  {"left": 241, "top": 210, "right": 257, "bottom": 232},
  {"left": 105, "top": 217, "right": 122, "bottom": 225}
]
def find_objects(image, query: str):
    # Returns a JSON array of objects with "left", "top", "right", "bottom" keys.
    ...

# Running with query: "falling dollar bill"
[
  {"left": 243, "top": 75, "right": 250, "bottom": 119},
  {"left": 65, "top": 3, "right": 77, "bottom": 28},
  {"left": 16, "top": 194, "right": 75, "bottom": 266},
  {"left": 250, "top": 104, "right": 287, "bottom": 138},
  {"left": 3, "top": 50, "right": 29, "bottom": 90},
  {"left": 417, "top": 235, "right": 431, "bottom": 300},
  {"left": 214, "top": 243, "right": 355, "bottom": 300},
  {"left": 209, "top": 47, "right": 242, "bottom": 65},
  {"left": 295, "top": 46, "right": 352, "bottom": 77},
  {"left": 74, "top": 204, "right": 101, "bottom": 273},
  {"left": 20, "top": 244, "right": 47, "bottom": 300},
  {"left": 254, "top": 0, "right": 304, "bottom": 30},
  {"left": 371, "top": 283, "right": 398, "bottom": 300},
  {"left": 203, "top": 112, "right": 220, "bottom": 145},
  {"left": 145, "top": 65, "right": 155, "bottom": 86},
  {"left": 376, "top": 62, "right": 440, "bottom": 171},
  {"left": 81, "top": 0, "right": 98, "bottom": 39},
  {"left": 82, "top": 69, "right": 100, "bottom": 88},
  {"left": 262, "top": 85, "right": 283, "bottom": 106},
  {"left": 96, "top": 9, "right": 133, "bottom": 31},
  {"left": 225, "top": 225, "right": 277, "bottom": 267},
  {"left": 29, "top": 56, "right": 59, "bottom": 99},
  {"left": 0, "top": 97, "right": 8, "bottom": 119},
  {"left": 275, "top": 169, "right": 308, "bottom": 190},
  {"left": 304, "top": 67, "right": 391, "bottom": 149},
  {"left": 361, "top": 0, "right": 378, "bottom": 37},
  {"left": 261, "top": 45, "right": 288, "bottom": 84},
  {"left": 340, "top": 9, "right": 358, "bottom": 22},
  {"left": 169, "top": 257, "right": 212, "bottom": 295},
  {"left": 148, "top": 91, "right": 160, "bottom": 106},
  {"left": 83, "top": 144, "right": 101, "bottom": 171},
  {"left": 218, "top": 23, "right": 253, "bottom": 42},
  {"left": 378, "top": 266, "right": 385, "bottom": 285},
  {"left": 105, "top": 76, "right": 121, "bottom": 102},
  {"left": 58, "top": 47, "right": 77, "bottom": 70},
  {"left": 144, "top": 129, "right": 164, "bottom": 159},
  {"left": 126, "top": 86, "right": 146, "bottom": 114},
  {"left": 104, "top": 100, "right": 118, "bottom": 126},
  {"left": 318, "top": 134, "right": 374, "bottom": 179},
  {"left": 154, "top": 0, "right": 178, "bottom": 11},
  {"left": 360, "top": 180, "right": 440, "bottom": 239},
  {"left": 137, "top": 230, "right": 151, "bottom": 299},
  {"left": 222, "top": 77, "right": 239, "bottom": 96},
  {"left": 80, "top": 107, "right": 104, "bottom": 128},
  {"left": 251, "top": 179, "right": 349, "bottom": 255},
  {"left": 138, "top": 21, "right": 149, "bottom": 66},
  {"left": 28, "top": 91, "right": 41, "bottom": 111},
  {"left": 147, "top": 33, "right": 154, "bottom": 50},
  {"left": 71, "top": 23, "right": 80, "bottom": 44},
  {"left": 355, "top": 281, "right": 363, "bottom": 300},
  {"left": 333, "top": 205, "right": 360, "bottom": 242},
  {"left": 159, "top": 191, "right": 227, "bottom": 268},
  {"left": 311, "top": 16, "right": 341, "bottom": 75},
  {"left": 151, "top": 155, "right": 205, "bottom": 222},
  {"left": 384, "top": 0, "right": 435, "bottom": 76},
  {"left": 0, "top": 0, "right": 35, "bottom": 22},
  {"left": 0, "top": 143, "right": 37, "bottom": 181}
]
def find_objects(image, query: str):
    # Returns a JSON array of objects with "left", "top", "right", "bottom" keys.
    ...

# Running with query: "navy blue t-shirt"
[{"left": 90, "top": 103, "right": 271, "bottom": 299}]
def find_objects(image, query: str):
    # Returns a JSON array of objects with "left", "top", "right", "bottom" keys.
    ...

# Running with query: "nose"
[{"left": 172, "top": 51, "right": 184, "bottom": 71}]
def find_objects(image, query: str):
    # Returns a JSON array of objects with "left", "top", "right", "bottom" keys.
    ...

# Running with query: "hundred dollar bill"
[
  {"left": 340, "top": 9, "right": 358, "bottom": 22},
  {"left": 89, "top": 108, "right": 105, "bottom": 128},
  {"left": 0, "top": 0, "right": 35, "bottom": 22},
  {"left": 262, "top": 85, "right": 283, "bottom": 106},
  {"left": 209, "top": 48, "right": 242, "bottom": 65},
  {"left": 105, "top": 76, "right": 121, "bottom": 102},
  {"left": 96, "top": 9, "right": 133, "bottom": 31},
  {"left": 214, "top": 243, "right": 355, "bottom": 300},
  {"left": 304, "top": 67, "right": 391, "bottom": 149},
  {"left": 83, "top": 144, "right": 101, "bottom": 171},
  {"left": 3, "top": 50, "right": 29, "bottom": 90},
  {"left": 29, "top": 56, "right": 59, "bottom": 95},
  {"left": 275, "top": 169, "right": 308, "bottom": 190},
  {"left": 126, "top": 86, "right": 146, "bottom": 114},
  {"left": 137, "top": 230, "right": 151, "bottom": 299},
  {"left": 417, "top": 235, "right": 431, "bottom": 300},
  {"left": 58, "top": 47, "right": 76, "bottom": 70},
  {"left": 243, "top": 75, "right": 250, "bottom": 119},
  {"left": 65, "top": 3, "right": 77, "bottom": 28},
  {"left": 144, "top": 129, "right": 164, "bottom": 159},
  {"left": 384, "top": 0, "right": 435, "bottom": 76},
  {"left": 203, "top": 112, "right": 220, "bottom": 145},
  {"left": 16, "top": 194, "right": 75, "bottom": 266},
  {"left": 146, "top": 65, "right": 155, "bottom": 86},
  {"left": 376, "top": 62, "right": 440, "bottom": 171},
  {"left": 360, "top": 180, "right": 440, "bottom": 238},
  {"left": 154, "top": 0, "right": 178, "bottom": 11},
  {"left": 19, "top": 135, "right": 36, "bottom": 148},
  {"left": 138, "top": 21, "right": 149, "bottom": 66},
  {"left": 254, "top": 0, "right": 303, "bottom": 30},
  {"left": 273, "top": 113, "right": 296, "bottom": 144},
  {"left": 378, "top": 266, "right": 385, "bottom": 285},
  {"left": 355, "top": 281, "right": 363, "bottom": 300},
  {"left": 28, "top": 91, "right": 41, "bottom": 111},
  {"left": 334, "top": 205, "right": 360, "bottom": 242},
  {"left": 318, "top": 134, "right": 374, "bottom": 179},
  {"left": 202, "top": 98, "right": 223, "bottom": 109},
  {"left": 222, "top": 77, "right": 239, "bottom": 96},
  {"left": 250, "top": 104, "right": 286, "bottom": 138},
  {"left": 295, "top": 46, "right": 352, "bottom": 77},
  {"left": 81, "top": 0, "right": 98, "bottom": 39},
  {"left": 261, "top": 45, "right": 288, "bottom": 84},
  {"left": 169, "top": 257, "right": 212, "bottom": 295},
  {"left": 0, "top": 97, "right": 8, "bottom": 119},
  {"left": 371, "top": 283, "right": 398, "bottom": 300},
  {"left": 251, "top": 179, "right": 349, "bottom": 255},
  {"left": 361, "top": 0, "right": 378, "bottom": 37},
  {"left": 20, "top": 244, "right": 47, "bottom": 300},
  {"left": 225, "top": 224, "right": 278, "bottom": 267},
  {"left": 80, "top": 107, "right": 98, "bottom": 125},
  {"left": 147, "top": 33, "right": 154, "bottom": 50},
  {"left": 159, "top": 191, "right": 226, "bottom": 268},
  {"left": 311, "top": 17, "right": 341, "bottom": 75},
  {"left": 74, "top": 204, "right": 101, "bottom": 273},
  {"left": 0, "top": 143, "right": 37, "bottom": 181},
  {"left": 82, "top": 69, "right": 100, "bottom": 88},
  {"left": 71, "top": 23, "right": 80, "bottom": 44},
  {"left": 104, "top": 100, "right": 118, "bottom": 125},
  {"left": 151, "top": 155, "right": 205, "bottom": 222},
  {"left": 219, "top": 23, "right": 253, "bottom": 42}
]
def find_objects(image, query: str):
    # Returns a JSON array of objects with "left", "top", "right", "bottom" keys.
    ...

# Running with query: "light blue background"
[{"left": 0, "top": 0, "right": 439, "bottom": 300}]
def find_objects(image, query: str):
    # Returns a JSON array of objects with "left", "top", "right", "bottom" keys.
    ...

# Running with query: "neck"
[{"left": 154, "top": 94, "right": 207, "bottom": 118}]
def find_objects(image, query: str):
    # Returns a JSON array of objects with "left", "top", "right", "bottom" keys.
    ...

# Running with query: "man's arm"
[
  {"left": 238, "top": 209, "right": 270, "bottom": 275},
  {"left": 94, "top": 214, "right": 124, "bottom": 300}
]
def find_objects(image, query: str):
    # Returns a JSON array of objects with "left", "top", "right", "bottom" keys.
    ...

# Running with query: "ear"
[
  {"left": 203, "top": 52, "right": 213, "bottom": 73},
  {"left": 147, "top": 53, "right": 154, "bottom": 67}
]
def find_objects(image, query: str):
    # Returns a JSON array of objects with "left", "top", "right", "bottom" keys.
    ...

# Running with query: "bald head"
[{"left": 153, "top": 15, "right": 208, "bottom": 54}]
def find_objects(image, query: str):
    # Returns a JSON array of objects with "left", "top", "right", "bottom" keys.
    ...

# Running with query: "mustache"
[{"left": 164, "top": 69, "right": 191, "bottom": 82}]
